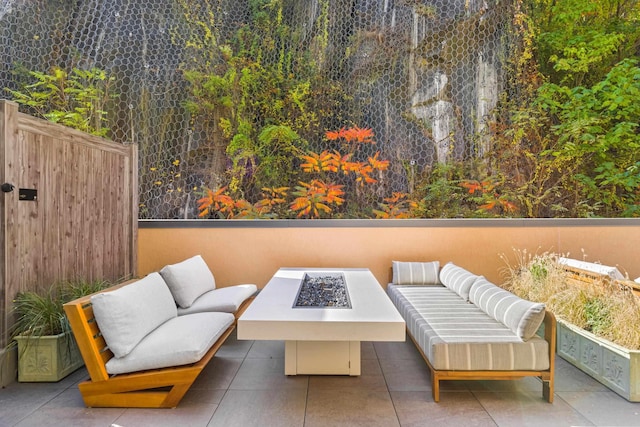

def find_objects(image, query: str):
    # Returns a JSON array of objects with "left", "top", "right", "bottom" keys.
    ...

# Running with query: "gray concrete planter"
[
  {"left": 557, "top": 318, "right": 640, "bottom": 401},
  {"left": 15, "top": 332, "right": 84, "bottom": 382}
]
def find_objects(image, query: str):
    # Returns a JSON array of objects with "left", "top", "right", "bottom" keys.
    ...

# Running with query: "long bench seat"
[{"left": 387, "top": 261, "right": 556, "bottom": 403}]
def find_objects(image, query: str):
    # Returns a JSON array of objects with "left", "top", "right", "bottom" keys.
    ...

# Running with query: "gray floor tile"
[
  {"left": 229, "top": 358, "right": 309, "bottom": 391},
  {"left": 553, "top": 357, "right": 610, "bottom": 393},
  {"left": 374, "top": 340, "right": 423, "bottom": 361},
  {"left": 12, "top": 389, "right": 124, "bottom": 427},
  {"left": 305, "top": 388, "right": 400, "bottom": 427},
  {"left": 191, "top": 356, "right": 243, "bottom": 390},
  {"left": 215, "top": 330, "right": 254, "bottom": 358},
  {"left": 116, "top": 404, "right": 218, "bottom": 427},
  {"left": 474, "top": 389, "right": 595, "bottom": 427},
  {"left": 379, "top": 356, "right": 431, "bottom": 392},
  {"left": 361, "top": 341, "right": 377, "bottom": 360},
  {"left": 391, "top": 390, "right": 498, "bottom": 427},
  {"left": 557, "top": 391, "right": 640, "bottom": 426},
  {"left": 208, "top": 389, "right": 306, "bottom": 427},
  {"left": 246, "top": 340, "right": 286, "bottom": 359}
]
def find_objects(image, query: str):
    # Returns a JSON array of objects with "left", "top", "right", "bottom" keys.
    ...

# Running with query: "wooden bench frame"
[
  {"left": 409, "top": 310, "right": 556, "bottom": 403},
  {"left": 63, "top": 281, "right": 254, "bottom": 408}
]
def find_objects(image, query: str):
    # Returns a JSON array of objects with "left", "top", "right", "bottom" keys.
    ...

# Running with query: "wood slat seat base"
[
  {"left": 408, "top": 311, "right": 556, "bottom": 403},
  {"left": 64, "top": 285, "right": 254, "bottom": 408}
]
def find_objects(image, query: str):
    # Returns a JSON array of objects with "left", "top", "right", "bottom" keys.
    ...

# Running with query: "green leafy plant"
[
  {"left": 5, "top": 66, "right": 115, "bottom": 137},
  {"left": 10, "top": 279, "right": 111, "bottom": 339}
]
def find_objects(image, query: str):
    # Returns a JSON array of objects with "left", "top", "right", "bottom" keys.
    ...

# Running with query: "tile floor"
[{"left": 1, "top": 330, "right": 640, "bottom": 427}]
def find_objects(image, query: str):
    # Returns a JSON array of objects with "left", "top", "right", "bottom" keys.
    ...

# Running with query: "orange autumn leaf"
[
  {"left": 341, "top": 126, "right": 374, "bottom": 143},
  {"left": 301, "top": 151, "right": 338, "bottom": 173},
  {"left": 325, "top": 127, "right": 374, "bottom": 144},
  {"left": 479, "top": 201, "right": 497, "bottom": 211},
  {"left": 460, "top": 181, "right": 483, "bottom": 194},
  {"left": 325, "top": 128, "right": 343, "bottom": 141},
  {"left": 368, "top": 152, "right": 389, "bottom": 171}
]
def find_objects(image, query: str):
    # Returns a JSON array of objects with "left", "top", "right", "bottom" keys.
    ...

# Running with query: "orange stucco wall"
[{"left": 138, "top": 220, "right": 640, "bottom": 288}]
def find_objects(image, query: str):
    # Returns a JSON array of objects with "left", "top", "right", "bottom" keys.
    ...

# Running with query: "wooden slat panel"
[{"left": 1, "top": 100, "right": 137, "bottom": 348}]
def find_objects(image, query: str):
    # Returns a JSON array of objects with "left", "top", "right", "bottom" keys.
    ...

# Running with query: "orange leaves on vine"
[
  {"left": 460, "top": 180, "right": 518, "bottom": 215},
  {"left": 197, "top": 186, "right": 235, "bottom": 218},
  {"left": 373, "top": 192, "right": 418, "bottom": 219},
  {"left": 460, "top": 180, "right": 494, "bottom": 194},
  {"left": 325, "top": 126, "right": 374, "bottom": 144},
  {"left": 290, "top": 180, "right": 344, "bottom": 218},
  {"left": 300, "top": 151, "right": 339, "bottom": 173}
]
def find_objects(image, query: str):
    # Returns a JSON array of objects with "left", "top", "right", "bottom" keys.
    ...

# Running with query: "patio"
[{"left": 2, "top": 329, "right": 639, "bottom": 427}]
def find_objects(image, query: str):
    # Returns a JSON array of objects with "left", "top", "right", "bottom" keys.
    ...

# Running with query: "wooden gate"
[{"left": 0, "top": 100, "right": 138, "bottom": 348}]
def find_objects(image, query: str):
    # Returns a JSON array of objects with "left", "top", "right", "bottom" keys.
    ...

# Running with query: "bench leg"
[
  {"left": 431, "top": 371, "right": 440, "bottom": 402},
  {"left": 543, "top": 379, "right": 553, "bottom": 403}
]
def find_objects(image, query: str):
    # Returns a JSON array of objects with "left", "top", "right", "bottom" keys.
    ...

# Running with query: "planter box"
[
  {"left": 15, "top": 332, "right": 84, "bottom": 382},
  {"left": 557, "top": 319, "right": 640, "bottom": 401}
]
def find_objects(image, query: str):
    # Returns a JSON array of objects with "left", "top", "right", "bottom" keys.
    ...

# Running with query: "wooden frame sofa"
[
  {"left": 387, "top": 261, "right": 556, "bottom": 403},
  {"left": 64, "top": 255, "right": 255, "bottom": 408}
]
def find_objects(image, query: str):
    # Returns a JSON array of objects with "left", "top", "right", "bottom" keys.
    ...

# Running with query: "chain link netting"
[{"left": 1, "top": 0, "right": 512, "bottom": 219}]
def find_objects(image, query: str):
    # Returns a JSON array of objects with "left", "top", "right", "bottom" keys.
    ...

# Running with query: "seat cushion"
[
  {"left": 91, "top": 273, "right": 177, "bottom": 358},
  {"left": 392, "top": 261, "right": 440, "bottom": 285},
  {"left": 439, "top": 262, "right": 478, "bottom": 301},
  {"left": 105, "top": 312, "right": 235, "bottom": 375},
  {"left": 160, "top": 255, "right": 216, "bottom": 308},
  {"left": 387, "top": 284, "right": 549, "bottom": 371},
  {"left": 469, "top": 277, "right": 546, "bottom": 341},
  {"left": 177, "top": 284, "right": 257, "bottom": 315}
]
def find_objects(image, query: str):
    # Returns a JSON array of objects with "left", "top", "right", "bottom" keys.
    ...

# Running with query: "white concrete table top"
[{"left": 237, "top": 268, "right": 405, "bottom": 342}]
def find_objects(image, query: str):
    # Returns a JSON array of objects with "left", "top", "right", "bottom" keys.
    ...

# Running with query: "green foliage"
[
  {"left": 531, "top": 0, "right": 640, "bottom": 86},
  {"left": 417, "top": 162, "right": 477, "bottom": 218},
  {"left": 10, "top": 279, "right": 111, "bottom": 338},
  {"left": 5, "top": 66, "right": 115, "bottom": 137},
  {"left": 584, "top": 297, "right": 612, "bottom": 335},
  {"left": 537, "top": 59, "right": 640, "bottom": 215},
  {"left": 485, "top": 1, "right": 640, "bottom": 218},
  {"left": 179, "top": 0, "right": 358, "bottom": 206}
]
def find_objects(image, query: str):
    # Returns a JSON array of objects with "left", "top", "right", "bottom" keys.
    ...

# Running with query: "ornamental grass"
[{"left": 500, "top": 250, "right": 640, "bottom": 350}]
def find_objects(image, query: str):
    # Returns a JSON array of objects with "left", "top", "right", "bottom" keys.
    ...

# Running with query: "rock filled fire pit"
[{"left": 293, "top": 273, "right": 351, "bottom": 308}]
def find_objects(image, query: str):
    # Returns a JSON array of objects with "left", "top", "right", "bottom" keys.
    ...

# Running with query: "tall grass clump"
[{"left": 501, "top": 250, "right": 640, "bottom": 350}]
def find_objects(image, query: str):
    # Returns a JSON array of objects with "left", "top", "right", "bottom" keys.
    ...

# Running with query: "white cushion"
[
  {"left": 392, "top": 261, "right": 440, "bottom": 285},
  {"left": 105, "top": 312, "right": 234, "bottom": 375},
  {"left": 177, "top": 284, "right": 257, "bottom": 315},
  {"left": 91, "top": 273, "right": 177, "bottom": 358},
  {"left": 469, "top": 277, "right": 546, "bottom": 341},
  {"left": 439, "top": 262, "right": 478, "bottom": 301},
  {"left": 160, "top": 255, "right": 216, "bottom": 308}
]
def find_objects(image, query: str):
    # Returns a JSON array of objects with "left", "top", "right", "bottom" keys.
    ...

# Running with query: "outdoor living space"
[
  {"left": 2, "top": 221, "right": 640, "bottom": 426},
  {"left": 2, "top": 329, "right": 640, "bottom": 427}
]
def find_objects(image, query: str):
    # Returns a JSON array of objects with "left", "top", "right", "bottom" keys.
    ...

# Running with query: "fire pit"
[{"left": 293, "top": 272, "right": 351, "bottom": 308}]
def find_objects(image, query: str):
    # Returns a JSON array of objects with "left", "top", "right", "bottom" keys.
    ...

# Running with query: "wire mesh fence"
[{"left": 1, "top": 0, "right": 513, "bottom": 219}]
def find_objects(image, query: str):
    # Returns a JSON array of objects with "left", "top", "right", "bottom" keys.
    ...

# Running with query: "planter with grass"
[
  {"left": 10, "top": 279, "right": 110, "bottom": 382},
  {"left": 502, "top": 251, "right": 640, "bottom": 401}
]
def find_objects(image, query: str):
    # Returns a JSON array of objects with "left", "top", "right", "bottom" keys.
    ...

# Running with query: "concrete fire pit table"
[{"left": 237, "top": 268, "right": 405, "bottom": 376}]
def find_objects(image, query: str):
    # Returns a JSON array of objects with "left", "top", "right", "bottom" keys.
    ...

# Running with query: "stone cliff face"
[
  {"left": 341, "top": 0, "right": 507, "bottom": 168},
  {"left": 0, "top": 0, "right": 510, "bottom": 216}
]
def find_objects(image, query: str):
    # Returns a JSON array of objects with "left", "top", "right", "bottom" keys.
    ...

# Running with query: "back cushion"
[
  {"left": 160, "top": 255, "right": 216, "bottom": 308},
  {"left": 392, "top": 261, "right": 440, "bottom": 285},
  {"left": 469, "top": 277, "right": 546, "bottom": 341},
  {"left": 439, "top": 262, "right": 478, "bottom": 301},
  {"left": 91, "top": 272, "right": 177, "bottom": 358}
]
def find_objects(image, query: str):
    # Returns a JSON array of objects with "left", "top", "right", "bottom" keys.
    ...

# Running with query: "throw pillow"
[
  {"left": 392, "top": 261, "right": 440, "bottom": 285},
  {"left": 160, "top": 255, "right": 216, "bottom": 308}
]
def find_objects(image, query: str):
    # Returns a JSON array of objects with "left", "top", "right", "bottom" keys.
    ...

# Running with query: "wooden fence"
[{"left": 0, "top": 100, "right": 138, "bottom": 349}]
